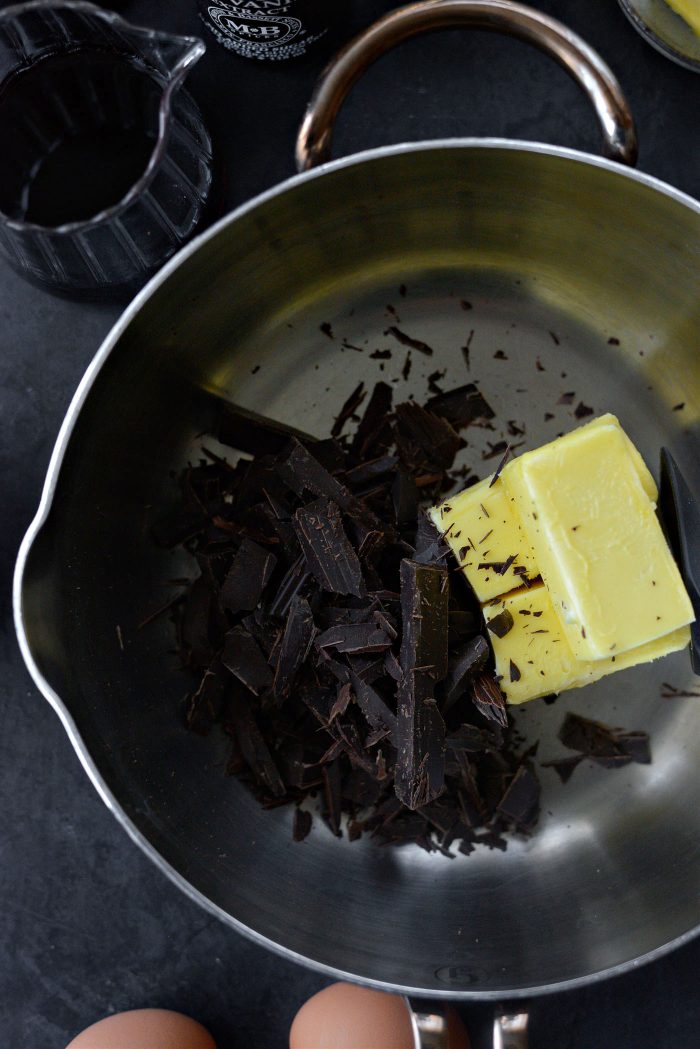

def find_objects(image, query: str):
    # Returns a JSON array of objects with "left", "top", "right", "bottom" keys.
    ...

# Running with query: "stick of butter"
[
  {"left": 431, "top": 413, "right": 694, "bottom": 703},
  {"left": 665, "top": 0, "right": 700, "bottom": 36},
  {"left": 485, "top": 583, "right": 690, "bottom": 704}
]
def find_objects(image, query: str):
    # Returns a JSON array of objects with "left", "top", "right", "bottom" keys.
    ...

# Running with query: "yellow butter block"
[
  {"left": 485, "top": 584, "right": 691, "bottom": 704},
  {"left": 665, "top": 0, "right": 700, "bottom": 36},
  {"left": 428, "top": 476, "right": 538, "bottom": 602},
  {"left": 504, "top": 414, "right": 694, "bottom": 660}
]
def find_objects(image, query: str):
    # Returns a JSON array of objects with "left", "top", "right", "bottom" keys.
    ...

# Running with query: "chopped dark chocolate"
[
  {"left": 158, "top": 373, "right": 612, "bottom": 856},
  {"left": 574, "top": 401, "right": 594, "bottom": 419}
]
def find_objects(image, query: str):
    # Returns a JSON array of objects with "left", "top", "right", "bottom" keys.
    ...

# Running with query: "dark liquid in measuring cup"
[{"left": 0, "top": 50, "right": 161, "bottom": 227}]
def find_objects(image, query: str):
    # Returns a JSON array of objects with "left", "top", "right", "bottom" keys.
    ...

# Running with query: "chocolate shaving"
[
  {"left": 471, "top": 672, "right": 508, "bottom": 727},
  {"left": 488, "top": 444, "right": 512, "bottom": 487},
  {"left": 384, "top": 325, "right": 434, "bottom": 356},
  {"left": 332, "top": 382, "right": 366, "bottom": 436}
]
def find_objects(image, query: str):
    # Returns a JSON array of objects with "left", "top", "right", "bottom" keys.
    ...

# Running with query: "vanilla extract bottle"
[{"left": 198, "top": 0, "right": 348, "bottom": 61}]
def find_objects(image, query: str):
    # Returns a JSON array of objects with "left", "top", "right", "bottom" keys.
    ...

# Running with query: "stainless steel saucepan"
[{"left": 14, "top": 0, "right": 700, "bottom": 1008}]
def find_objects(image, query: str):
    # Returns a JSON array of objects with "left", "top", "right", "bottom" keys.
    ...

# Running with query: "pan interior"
[{"left": 21, "top": 144, "right": 700, "bottom": 995}]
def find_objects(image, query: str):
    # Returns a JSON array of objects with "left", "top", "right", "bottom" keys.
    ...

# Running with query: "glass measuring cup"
[{"left": 0, "top": 1, "right": 213, "bottom": 295}]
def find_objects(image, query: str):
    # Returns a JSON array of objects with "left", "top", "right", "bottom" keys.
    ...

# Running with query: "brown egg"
[
  {"left": 290, "top": 982, "right": 416, "bottom": 1049},
  {"left": 65, "top": 1008, "right": 217, "bottom": 1049}
]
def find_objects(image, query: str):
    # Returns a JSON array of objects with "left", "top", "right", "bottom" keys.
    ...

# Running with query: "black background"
[{"left": 2, "top": 1, "right": 700, "bottom": 1046}]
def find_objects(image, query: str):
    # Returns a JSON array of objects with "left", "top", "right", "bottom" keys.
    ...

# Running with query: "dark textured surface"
[{"left": 2, "top": 0, "right": 700, "bottom": 1045}]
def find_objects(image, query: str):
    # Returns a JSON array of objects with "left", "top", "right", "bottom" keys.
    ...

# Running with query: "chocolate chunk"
[
  {"left": 442, "top": 635, "right": 490, "bottom": 712},
  {"left": 541, "top": 755, "right": 583, "bottom": 783},
  {"left": 574, "top": 401, "right": 594, "bottom": 419},
  {"left": 345, "top": 454, "right": 398, "bottom": 488},
  {"left": 392, "top": 469, "right": 419, "bottom": 527},
  {"left": 394, "top": 402, "right": 461, "bottom": 473},
  {"left": 497, "top": 765, "right": 540, "bottom": 828},
  {"left": 509, "top": 659, "right": 521, "bottom": 683},
  {"left": 180, "top": 574, "right": 216, "bottom": 667},
  {"left": 218, "top": 402, "right": 317, "bottom": 457},
  {"left": 351, "top": 672, "right": 399, "bottom": 744},
  {"left": 316, "top": 623, "right": 392, "bottom": 654},
  {"left": 471, "top": 672, "right": 508, "bottom": 727},
  {"left": 558, "top": 712, "right": 651, "bottom": 767},
  {"left": 384, "top": 325, "right": 434, "bottom": 356},
  {"left": 221, "top": 538, "right": 277, "bottom": 614},
  {"left": 267, "top": 555, "right": 311, "bottom": 620},
  {"left": 447, "top": 722, "right": 502, "bottom": 754},
  {"left": 152, "top": 506, "right": 206, "bottom": 548},
  {"left": 322, "top": 760, "right": 343, "bottom": 836},
  {"left": 557, "top": 392, "right": 575, "bottom": 405},
  {"left": 229, "top": 684, "right": 286, "bottom": 797},
  {"left": 293, "top": 808, "right": 313, "bottom": 841},
  {"left": 394, "top": 559, "right": 449, "bottom": 810},
  {"left": 332, "top": 381, "right": 366, "bottom": 437},
  {"left": 222, "top": 626, "right": 274, "bottom": 695},
  {"left": 425, "top": 383, "right": 495, "bottom": 430},
  {"left": 185, "top": 665, "right": 225, "bottom": 734},
  {"left": 294, "top": 498, "right": 364, "bottom": 597},
  {"left": 351, "top": 381, "right": 394, "bottom": 459},
  {"left": 487, "top": 609, "right": 514, "bottom": 638},
  {"left": 278, "top": 440, "right": 354, "bottom": 510},
  {"left": 272, "top": 596, "right": 316, "bottom": 704}
]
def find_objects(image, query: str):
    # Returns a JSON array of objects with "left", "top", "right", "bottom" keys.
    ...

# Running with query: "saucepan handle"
[
  {"left": 494, "top": 1012, "right": 529, "bottom": 1049},
  {"left": 295, "top": 0, "right": 637, "bottom": 171}
]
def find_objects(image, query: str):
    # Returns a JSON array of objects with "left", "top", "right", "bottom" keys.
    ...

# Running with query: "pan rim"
[{"left": 13, "top": 137, "right": 700, "bottom": 1000}]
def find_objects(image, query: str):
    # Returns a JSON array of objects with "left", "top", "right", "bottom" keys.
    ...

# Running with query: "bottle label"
[{"left": 202, "top": 1, "right": 326, "bottom": 60}]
